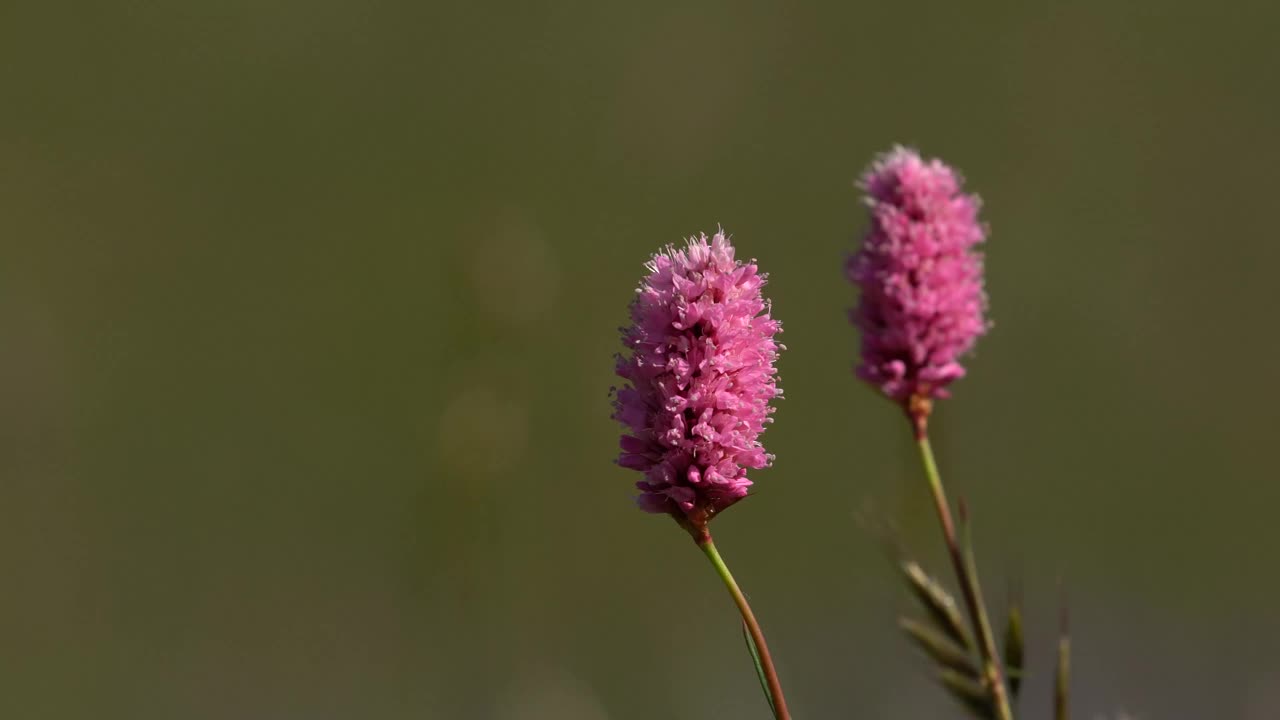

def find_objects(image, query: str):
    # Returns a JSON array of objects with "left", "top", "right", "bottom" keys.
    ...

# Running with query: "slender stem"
[
  {"left": 1055, "top": 607, "right": 1070, "bottom": 720},
  {"left": 916, "top": 434, "right": 1014, "bottom": 720},
  {"left": 700, "top": 537, "right": 792, "bottom": 720},
  {"left": 1055, "top": 635, "right": 1070, "bottom": 720}
]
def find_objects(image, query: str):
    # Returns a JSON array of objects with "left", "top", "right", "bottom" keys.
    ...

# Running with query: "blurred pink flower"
[
  {"left": 848, "top": 147, "right": 989, "bottom": 408},
  {"left": 613, "top": 231, "right": 782, "bottom": 525}
]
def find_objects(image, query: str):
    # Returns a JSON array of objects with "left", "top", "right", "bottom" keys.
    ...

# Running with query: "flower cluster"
[
  {"left": 847, "top": 147, "right": 989, "bottom": 406},
  {"left": 605, "top": 152, "right": 1031, "bottom": 720},
  {"left": 613, "top": 231, "right": 782, "bottom": 524}
]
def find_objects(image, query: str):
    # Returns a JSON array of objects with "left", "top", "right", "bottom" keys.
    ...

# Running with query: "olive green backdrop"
[{"left": 3, "top": 1, "right": 1278, "bottom": 718}]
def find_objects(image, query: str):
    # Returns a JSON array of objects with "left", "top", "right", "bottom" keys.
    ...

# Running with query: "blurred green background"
[{"left": 3, "top": 1, "right": 1279, "bottom": 718}]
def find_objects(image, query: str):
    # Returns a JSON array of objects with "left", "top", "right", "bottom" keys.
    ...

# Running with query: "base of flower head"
[
  {"left": 856, "top": 359, "right": 964, "bottom": 406},
  {"left": 907, "top": 392, "right": 933, "bottom": 439},
  {"left": 636, "top": 475, "right": 748, "bottom": 542},
  {"left": 673, "top": 503, "right": 717, "bottom": 545}
]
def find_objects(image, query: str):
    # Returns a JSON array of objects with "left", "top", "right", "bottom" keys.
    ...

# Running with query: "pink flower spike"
[
  {"left": 612, "top": 230, "right": 783, "bottom": 532},
  {"left": 848, "top": 147, "right": 989, "bottom": 419}
]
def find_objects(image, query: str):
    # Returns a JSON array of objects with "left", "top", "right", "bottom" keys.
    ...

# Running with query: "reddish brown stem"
[{"left": 698, "top": 534, "right": 791, "bottom": 720}]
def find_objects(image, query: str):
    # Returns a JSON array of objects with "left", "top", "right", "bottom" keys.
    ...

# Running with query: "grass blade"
[
  {"left": 900, "top": 617, "right": 979, "bottom": 677},
  {"left": 1055, "top": 609, "right": 1070, "bottom": 720},
  {"left": 741, "top": 619, "right": 776, "bottom": 716},
  {"left": 1003, "top": 603, "right": 1025, "bottom": 698},
  {"left": 938, "top": 668, "right": 995, "bottom": 720},
  {"left": 901, "top": 560, "right": 973, "bottom": 651}
]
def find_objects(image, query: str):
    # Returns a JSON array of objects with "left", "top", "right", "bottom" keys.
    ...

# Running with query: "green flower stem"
[
  {"left": 700, "top": 536, "right": 792, "bottom": 720},
  {"left": 916, "top": 434, "right": 1014, "bottom": 720}
]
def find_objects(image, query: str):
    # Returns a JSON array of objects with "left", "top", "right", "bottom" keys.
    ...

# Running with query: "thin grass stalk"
[{"left": 915, "top": 433, "right": 1014, "bottom": 720}]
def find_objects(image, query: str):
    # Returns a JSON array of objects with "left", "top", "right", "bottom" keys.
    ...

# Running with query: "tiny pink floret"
[
  {"left": 613, "top": 231, "right": 782, "bottom": 521},
  {"left": 848, "top": 147, "right": 989, "bottom": 404}
]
